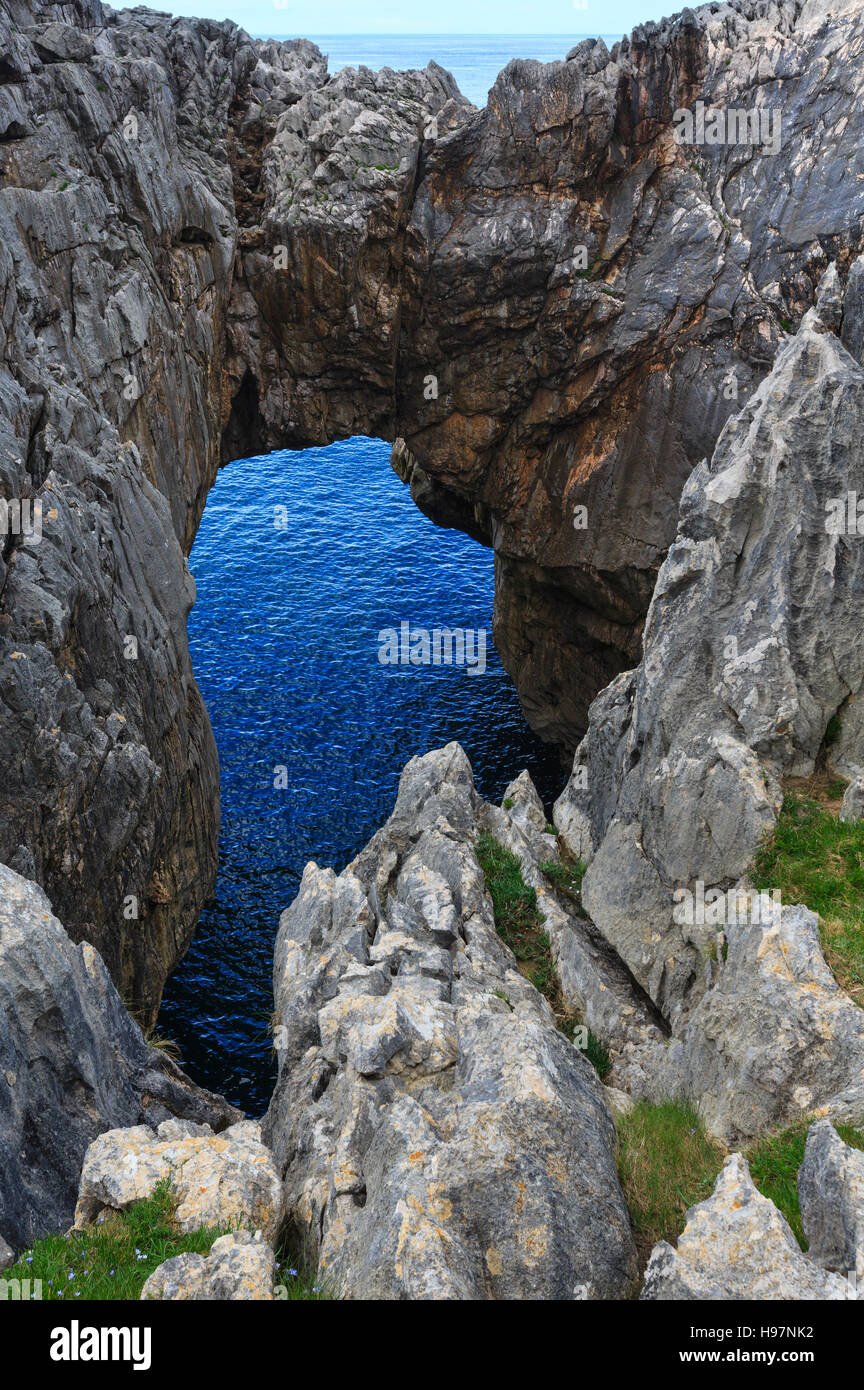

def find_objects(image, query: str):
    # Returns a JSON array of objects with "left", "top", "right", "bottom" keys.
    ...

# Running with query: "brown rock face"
[
  {"left": 226, "top": 2, "right": 864, "bottom": 745},
  {"left": 2, "top": 0, "right": 864, "bottom": 1016}
]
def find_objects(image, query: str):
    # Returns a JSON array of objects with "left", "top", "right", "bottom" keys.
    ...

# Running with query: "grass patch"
[
  {"left": 747, "top": 1119, "right": 864, "bottom": 1249},
  {"left": 751, "top": 791, "right": 864, "bottom": 1002},
  {"left": 617, "top": 1099, "right": 864, "bottom": 1274},
  {"left": 8, "top": 1185, "right": 336, "bottom": 1302},
  {"left": 5, "top": 1181, "right": 227, "bottom": 1301},
  {"left": 538, "top": 856, "right": 588, "bottom": 915},
  {"left": 475, "top": 831, "right": 545, "bottom": 950},
  {"left": 474, "top": 832, "right": 609, "bottom": 1076},
  {"left": 616, "top": 1102, "right": 725, "bottom": 1268},
  {"left": 557, "top": 1018, "right": 611, "bottom": 1079},
  {"left": 585, "top": 1030, "right": 611, "bottom": 1078}
]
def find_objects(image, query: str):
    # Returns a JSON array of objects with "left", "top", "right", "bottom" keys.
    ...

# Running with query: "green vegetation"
[
  {"left": 4, "top": 1181, "right": 227, "bottom": 1301},
  {"left": 616, "top": 1100, "right": 864, "bottom": 1269},
  {"left": 747, "top": 1119, "right": 864, "bottom": 1249},
  {"left": 752, "top": 791, "right": 864, "bottom": 1002},
  {"left": 538, "top": 856, "right": 588, "bottom": 915},
  {"left": 5, "top": 1182, "right": 335, "bottom": 1302},
  {"left": 826, "top": 778, "right": 849, "bottom": 800},
  {"left": 561, "top": 1021, "right": 611, "bottom": 1079},
  {"left": 474, "top": 832, "right": 609, "bottom": 1076},
  {"left": 706, "top": 933, "right": 729, "bottom": 963},
  {"left": 616, "top": 1102, "right": 725, "bottom": 1264},
  {"left": 475, "top": 832, "right": 545, "bottom": 950}
]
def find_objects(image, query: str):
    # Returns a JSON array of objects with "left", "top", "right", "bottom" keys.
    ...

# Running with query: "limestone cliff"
[{"left": 2, "top": 0, "right": 863, "bottom": 1026}]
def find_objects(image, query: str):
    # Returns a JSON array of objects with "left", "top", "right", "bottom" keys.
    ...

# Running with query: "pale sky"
[{"left": 109, "top": 0, "right": 675, "bottom": 36}]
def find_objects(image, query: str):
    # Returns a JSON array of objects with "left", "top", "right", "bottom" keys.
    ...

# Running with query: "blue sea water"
[
  {"left": 160, "top": 439, "right": 566, "bottom": 1113},
  {"left": 273, "top": 33, "right": 622, "bottom": 107}
]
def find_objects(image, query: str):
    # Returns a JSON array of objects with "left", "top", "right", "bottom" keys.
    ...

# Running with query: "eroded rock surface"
[
  {"left": 217, "top": 1, "right": 864, "bottom": 746},
  {"left": 264, "top": 743, "right": 637, "bottom": 1300},
  {"left": 799, "top": 1119, "right": 864, "bottom": 1280},
  {"left": 553, "top": 265, "right": 864, "bottom": 1138},
  {"left": 658, "top": 900, "right": 864, "bottom": 1143},
  {"left": 0, "top": 0, "right": 253, "bottom": 1020},
  {"left": 3, "top": 0, "right": 864, "bottom": 1022},
  {"left": 0, "top": 863, "right": 240, "bottom": 1250},
  {"left": 141, "top": 1230, "right": 276, "bottom": 1301},
  {"left": 641, "top": 1151, "right": 856, "bottom": 1301},
  {"left": 390, "top": 0, "right": 864, "bottom": 742},
  {"left": 74, "top": 1118, "right": 281, "bottom": 1242}
]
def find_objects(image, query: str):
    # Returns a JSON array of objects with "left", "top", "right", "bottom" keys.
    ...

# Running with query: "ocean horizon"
[{"left": 260, "top": 33, "right": 623, "bottom": 106}]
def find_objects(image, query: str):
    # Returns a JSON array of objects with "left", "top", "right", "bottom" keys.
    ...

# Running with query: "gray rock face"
[
  {"left": 0, "top": 862, "right": 240, "bottom": 1250},
  {"left": 657, "top": 899, "right": 864, "bottom": 1143},
  {"left": 263, "top": 743, "right": 637, "bottom": 1300},
  {"left": 74, "top": 1118, "right": 282, "bottom": 1243},
  {"left": 244, "top": 37, "right": 328, "bottom": 125},
  {"left": 559, "top": 272, "right": 864, "bottom": 1024},
  {"left": 840, "top": 774, "right": 864, "bottom": 823},
  {"left": 141, "top": 1230, "right": 276, "bottom": 1301},
  {"left": 4, "top": 0, "right": 864, "bottom": 1028},
  {"left": 551, "top": 265, "right": 864, "bottom": 1138},
  {"left": 225, "top": 59, "right": 473, "bottom": 454},
  {"left": 489, "top": 770, "right": 670, "bottom": 1098},
  {"left": 799, "top": 1119, "right": 864, "bottom": 1280},
  {"left": 641, "top": 1152, "right": 856, "bottom": 1301},
  {"left": 387, "top": 0, "right": 864, "bottom": 745},
  {"left": 0, "top": 1234, "right": 13, "bottom": 1269},
  {"left": 0, "top": 0, "right": 256, "bottom": 1021}
]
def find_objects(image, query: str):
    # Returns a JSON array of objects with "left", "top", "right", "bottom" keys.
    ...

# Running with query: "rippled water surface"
[
  {"left": 300, "top": 34, "right": 617, "bottom": 108},
  {"left": 159, "top": 438, "right": 566, "bottom": 1113}
]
